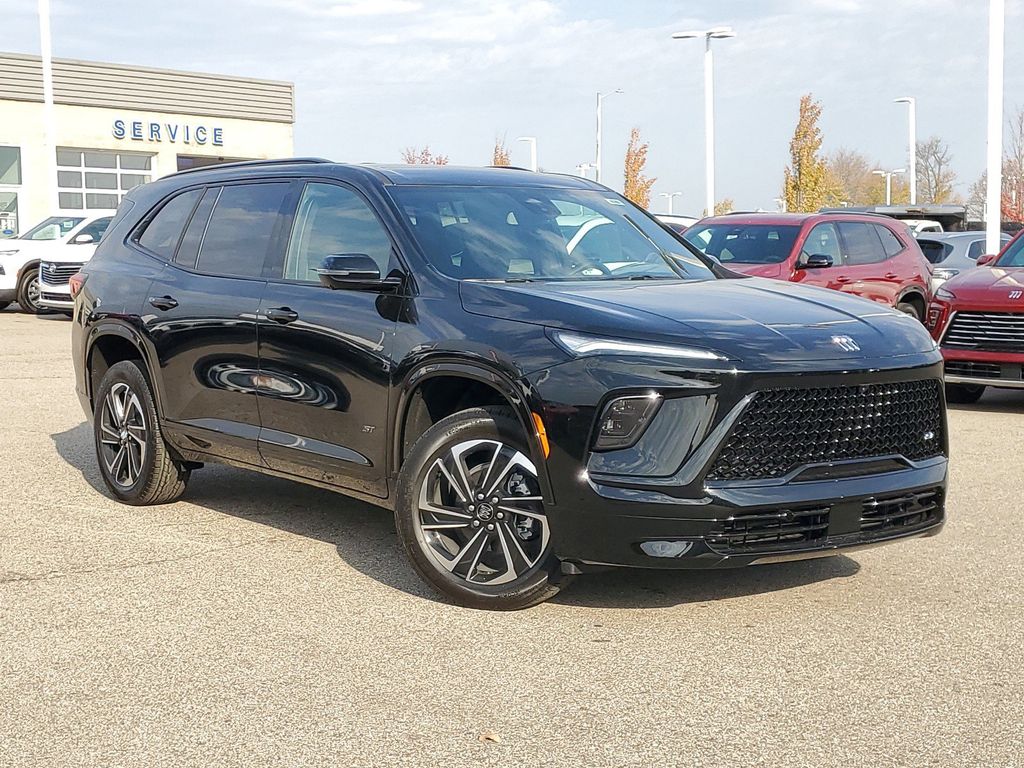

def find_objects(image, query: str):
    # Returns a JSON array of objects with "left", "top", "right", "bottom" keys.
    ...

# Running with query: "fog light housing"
[
  {"left": 593, "top": 393, "right": 662, "bottom": 451},
  {"left": 640, "top": 540, "right": 694, "bottom": 558}
]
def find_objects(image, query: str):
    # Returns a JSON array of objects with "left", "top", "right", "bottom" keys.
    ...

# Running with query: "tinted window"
[
  {"left": 174, "top": 188, "right": 220, "bottom": 269},
  {"left": 874, "top": 225, "right": 905, "bottom": 258},
  {"left": 282, "top": 182, "right": 393, "bottom": 281},
  {"left": 74, "top": 217, "right": 113, "bottom": 243},
  {"left": 801, "top": 223, "right": 842, "bottom": 264},
  {"left": 966, "top": 239, "right": 987, "bottom": 261},
  {"left": 138, "top": 189, "right": 202, "bottom": 259},
  {"left": 917, "top": 239, "right": 953, "bottom": 264},
  {"left": 684, "top": 223, "right": 800, "bottom": 264},
  {"left": 838, "top": 221, "right": 886, "bottom": 266},
  {"left": 196, "top": 183, "right": 289, "bottom": 278}
]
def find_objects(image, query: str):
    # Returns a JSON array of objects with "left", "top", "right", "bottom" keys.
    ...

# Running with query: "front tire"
[
  {"left": 896, "top": 300, "right": 923, "bottom": 322},
  {"left": 945, "top": 383, "right": 985, "bottom": 404},
  {"left": 93, "top": 360, "right": 190, "bottom": 504},
  {"left": 395, "top": 406, "right": 567, "bottom": 610},
  {"left": 16, "top": 267, "right": 41, "bottom": 314}
]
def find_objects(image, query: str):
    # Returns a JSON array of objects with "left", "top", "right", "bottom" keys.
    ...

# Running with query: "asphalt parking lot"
[{"left": 1, "top": 307, "right": 1022, "bottom": 767}]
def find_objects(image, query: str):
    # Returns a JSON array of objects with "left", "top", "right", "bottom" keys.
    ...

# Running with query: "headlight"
[
  {"left": 549, "top": 330, "right": 727, "bottom": 360},
  {"left": 593, "top": 393, "right": 663, "bottom": 451},
  {"left": 932, "top": 268, "right": 960, "bottom": 281},
  {"left": 935, "top": 287, "right": 956, "bottom": 300}
]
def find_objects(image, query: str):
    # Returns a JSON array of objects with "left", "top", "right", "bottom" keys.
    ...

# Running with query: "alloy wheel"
[
  {"left": 98, "top": 382, "right": 148, "bottom": 488},
  {"left": 25, "top": 275, "right": 41, "bottom": 312},
  {"left": 416, "top": 438, "right": 550, "bottom": 586}
]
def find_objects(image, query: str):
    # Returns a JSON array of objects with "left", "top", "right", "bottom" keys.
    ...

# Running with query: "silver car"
[{"left": 917, "top": 231, "right": 1011, "bottom": 291}]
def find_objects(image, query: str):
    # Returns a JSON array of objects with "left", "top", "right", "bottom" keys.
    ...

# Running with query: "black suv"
[{"left": 72, "top": 160, "right": 948, "bottom": 609}]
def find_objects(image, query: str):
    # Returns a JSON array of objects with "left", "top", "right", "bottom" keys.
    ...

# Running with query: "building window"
[
  {"left": 0, "top": 147, "right": 21, "bottom": 185},
  {"left": 0, "top": 192, "right": 17, "bottom": 236},
  {"left": 0, "top": 147, "right": 20, "bottom": 235},
  {"left": 56, "top": 148, "right": 153, "bottom": 211}
]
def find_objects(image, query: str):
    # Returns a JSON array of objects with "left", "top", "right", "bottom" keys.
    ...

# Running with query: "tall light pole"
[
  {"left": 575, "top": 162, "right": 596, "bottom": 179},
  {"left": 672, "top": 26, "right": 735, "bottom": 216},
  {"left": 658, "top": 192, "right": 683, "bottom": 214},
  {"left": 595, "top": 89, "right": 622, "bottom": 184},
  {"left": 38, "top": 0, "right": 58, "bottom": 212},
  {"left": 873, "top": 168, "right": 905, "bottom": 206},
  {"left": 986, "top": 0, "right": 1005, "bottom": 255},
  {"left": 516, "top": 136, "right": 537, "bottom": 172},
  {"left": 894, "top": 97, "right": 917, "bottom": 205}
]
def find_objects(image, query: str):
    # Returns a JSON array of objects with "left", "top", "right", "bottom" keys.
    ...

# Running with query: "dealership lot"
[{"left": 1, "top": 307, "right": 1022, "bottom": 767}]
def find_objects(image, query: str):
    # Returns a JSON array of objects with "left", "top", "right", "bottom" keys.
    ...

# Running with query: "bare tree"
[
  {"left": 916, "top": 136, "right": 957, "bottom": 204},
  {"left": 1002, "top": 107, "right": 1024, "bottom": 221},
  {"left": 401, "top": 146, "right": 449, "bottom": 165}
]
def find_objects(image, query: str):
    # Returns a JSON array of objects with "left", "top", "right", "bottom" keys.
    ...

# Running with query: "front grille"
[
  {"left": 39, "top": 263, "right": 82, "bottom": 287},
  {"left": 945, "top": 360, "right": 1002, "bottom": 379},
  {"left": 40, "top": 291, "right": 71, "bottom": 304},
  {"left": 942, "top": 311, "right": 1024, "bottom": 353},
  {"left": 709, "top": 507, "right": 829, "bottom": 552},
  {"left": 860, "top": 489, "right": 942, "bottom": 533},
  {"left": 708, "top": 379, "right": 944, "bottom": 481}
]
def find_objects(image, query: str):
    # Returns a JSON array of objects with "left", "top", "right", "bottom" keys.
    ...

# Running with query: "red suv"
[
  {"left": 926, "top": 229, "right": 1024, "bottom": 402},
  {"left": 683, "top": 213, "right": 932, "bottom": 320}
]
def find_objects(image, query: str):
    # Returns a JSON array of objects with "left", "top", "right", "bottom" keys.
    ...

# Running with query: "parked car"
[
  {"left": 0, "top": 213, "right": 114, "bottom": 314},
  {"left": 917, "top": 231, "right": 1011, "bottom": 293},
  {"left": 683, "top": 212, "right": 932, "bottom": 320},
  {"left": 73, "top": 160, "right": 947, "bottom": 609},
  {"left": 926, "top": 230, "right": 1024, "bottom": 403},
  {"left": 34, "top": 215, "right": 114, "bottom": 313},
  {"left": 903, "top": 219, "right": 944, "bottom": 235},
  {"left": 656, "top": 214, "right": 699, "bottom": 235}
]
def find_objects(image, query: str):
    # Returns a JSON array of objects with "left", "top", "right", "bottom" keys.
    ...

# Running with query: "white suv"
[{"left": 0, "top": 214, "right": 114, "bottom": 314}]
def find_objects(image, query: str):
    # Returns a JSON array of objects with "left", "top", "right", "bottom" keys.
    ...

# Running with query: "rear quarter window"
[{"left": 136, "top": 189, "right": 203, "bottom": 260}]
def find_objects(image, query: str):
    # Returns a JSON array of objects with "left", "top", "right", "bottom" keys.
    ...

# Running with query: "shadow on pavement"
[
  {"left": 947, "top": 387, "right": 1024, "bottom": 414},
  {"left": 53, "top": 421, "right": 860, "bottom": 610}
]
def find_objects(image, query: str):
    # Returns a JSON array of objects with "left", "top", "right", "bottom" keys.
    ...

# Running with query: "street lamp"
[
  {"left": 516, "top": 136, "right": 537, "bottom": 172},
  {"left": 774, "top": 196, "right": 787, "bottom": 213},
  {"left": 985, "top": 0, "right": 1005, "bottom": 254},
  {"left": 595, "top": 89, "right": 623, "bottom": 184},
  {"left": 873, "top": 168, "right": 905, "bottom": 206},
  {"left": 894, "top": 97, "right": 917, "bottom": 205},
  {"left": 575, "top": 162, "right": 596, "bottom": 179},
  {"left": 672, "top": 26, "right": 735, "bottom": 216},
  {"left": 658, "top": 192, "right": 683, "bottom": 214}
]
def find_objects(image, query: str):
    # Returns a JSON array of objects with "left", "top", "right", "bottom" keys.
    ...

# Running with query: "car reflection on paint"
[{"left": 201, "top": 360, "right": 345, "bottom": 409}]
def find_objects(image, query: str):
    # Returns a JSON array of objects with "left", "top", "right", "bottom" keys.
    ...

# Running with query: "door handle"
[
  {"left": 884, "top": 272, "right": 899, "bottom": 279},
  {"left": 264, "top": 306, "right": 299, "bottom": 324},
  {"left": 835, "top": 275, "right": 853, "bottom": 284},
  {"left": 148, "top": 295, "right": 178, "bottom": 310}
]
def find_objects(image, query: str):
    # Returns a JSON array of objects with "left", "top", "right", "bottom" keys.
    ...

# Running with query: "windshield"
[
  {"left": 997, "top": 235, "right": 1024, "bottom": 267},
  {"left": 684, "top": 222, "right": 801, "bottom": 265},
  {"left": 389, "top": 186, "right": 715, "bottom": 281},
  {"left": 19, "top": 216, "right": 85, "bottom": 241}
]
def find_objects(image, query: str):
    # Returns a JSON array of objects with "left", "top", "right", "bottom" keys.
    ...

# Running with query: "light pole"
[
  {"left": 516, "top": 136, "right": 537, "bottom": 172},
  {"left": 658, "top": 192, "right": 683, "bottom": 214},
  {"left": 575, "top": 162, "right": 596, "bottom": 179},
  {"left": 38, "top": 0, "right": 58, "bottom": 212},
  {"left": 774, "top": 196, "right": 787, "bottom": 213},
  {"left": 894, "top": 97, "right": 917, "bottom": 205},
  {"left": 873, "top": 168, "right": 905, "bottom": 206},
  {"left": 986, "top": 0, "right": 1005, "bottom": 254},
  {"left": 672, "top": 26, "right": 735, "bottom": 216},
  {"left": 595, "top": 89, "right": 622, "bottom": 184}
]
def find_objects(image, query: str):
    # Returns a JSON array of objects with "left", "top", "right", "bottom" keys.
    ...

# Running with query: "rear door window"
[
  {"left": 873, "top": 225, "right": 905, "bottom": 258},
  {"left": 195, "top": 183, "right": 290, "bottom": 278},
  {"left": 801, "top": 223, "right": 842, "bottom": 264},
  {"left": 137, "top": 189, "right": 203, "bottom": 259},
  {"left": 837, "top": 221, "right": 887, "bottom": 266}
]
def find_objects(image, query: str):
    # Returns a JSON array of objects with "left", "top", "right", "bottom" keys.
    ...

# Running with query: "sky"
[{"left": 5, "top": 0, "right": 1024, "bottom": 214}]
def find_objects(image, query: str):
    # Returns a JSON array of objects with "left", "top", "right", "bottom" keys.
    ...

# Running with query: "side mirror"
[
  {"left": 976, "top": 253, "right": 998, "bottom": 266},
  {"left": 71, "top": 233, "right": 95, "bottom": 245},
  {"left": 798, "top": 253, "right": 834, "bottom": 269},
  {"left": 317, "top": 254, "right": 401, "bottom": 291}
]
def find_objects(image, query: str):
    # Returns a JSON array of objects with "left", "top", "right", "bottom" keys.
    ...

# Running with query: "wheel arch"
[
  {"left": 393, "top": 360, "right": 553, "bottom": 502},
  {"left": 85, "top": 323, "right": 162, "bottom": 416},
  {"left": 896, "top": 287, "right": 928, "bottom": 317},
  {"left": 16, "top": 258, "right": 40, "bottom": 282}
]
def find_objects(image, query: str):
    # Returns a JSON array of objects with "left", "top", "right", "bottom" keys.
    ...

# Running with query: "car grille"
[
  {"left": 860, "top": 489, "right": 943, "bottom": 534},
  {"left": 942, "top": 311, "right": 1024, "bottom": 353},
  {"left": 708, "top": 379, "right": 944, "bottom": 481},
  {"left": 38, "top": 263, "right": 82, "bottom": 287},
  {"left": 944, "top": 360, "right": 1002, "bottom": 379},
  {"left": 708, "top": 488, "right": 943, "bottom": 554}
]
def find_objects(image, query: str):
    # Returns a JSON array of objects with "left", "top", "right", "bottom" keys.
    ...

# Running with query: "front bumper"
[
  {"left": 941, "top": 348, "right": 1024, "bottom": 389},
  {"left": 528, "top": 354, "right": 947, "bottom": 570}
]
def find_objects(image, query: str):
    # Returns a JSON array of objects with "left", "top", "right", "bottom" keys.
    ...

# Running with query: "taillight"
[{"left": 69, "top": 272, "right": 87, "bottom": 298}]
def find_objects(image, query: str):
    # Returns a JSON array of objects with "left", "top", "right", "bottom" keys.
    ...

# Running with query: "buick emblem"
[
  {"left": 46, "top": 262, "right": 56, "bottom": 274},
  {"left": 476, "top": 503, "right": 494, "bottom": 520},
  {"left": 831, "top": 335, "right": 861, "bottom": 352},
  {"left": 1010, "top": 290, "right": 1023, "bottom": 300}
]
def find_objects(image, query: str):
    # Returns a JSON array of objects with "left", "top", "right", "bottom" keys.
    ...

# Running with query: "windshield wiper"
[{"left": 626, "top": 274, "right": 672, "bottom": 280}]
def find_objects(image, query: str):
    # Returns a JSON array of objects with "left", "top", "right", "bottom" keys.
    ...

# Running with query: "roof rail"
[
  {"left": 816, "top": 209, "right": 895, "bottom": 220},
  {"left": 168, "top": 157, "right": 333, "bottom": 177},
  {"left": 485, "top": 165, "right": 534, "bottom": 172}
]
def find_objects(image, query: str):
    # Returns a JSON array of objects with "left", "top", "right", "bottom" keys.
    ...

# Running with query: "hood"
[
  {"left": 722, "top": 262, "right": 787, "bottom": 280},
  {"left": 460, "top": 277, "right": 938, "bottom": 366},
  {"left": 943, "top": 266, "right": 1024, "bottom": 307}
]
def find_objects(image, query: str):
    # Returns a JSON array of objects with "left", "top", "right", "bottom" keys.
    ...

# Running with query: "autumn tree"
[
  {"left": 783, "top": 94, "right": 840, "bottom": 212},
  {"left": 401, "top": 146, "right": 449, "bottom": 165},
  {"left": 623, "top": 127, "right": 656, "bottom": 208},
  {"left": 713, "top": 198, "right": 735, "bottom": 215},
  {"left": 1001, "top": 107, "right": 1024, "bottom": 221},
  {"left": 916, "top": 136, "right": 957, "bottom": 204},
  {"left": 491, "top": 137, "right": 511, "bottom": 167}
]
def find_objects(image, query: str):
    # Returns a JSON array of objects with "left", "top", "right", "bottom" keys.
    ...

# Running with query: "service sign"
[{"left": 112, "top": 119, "right": 224, "bottom": 146}]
